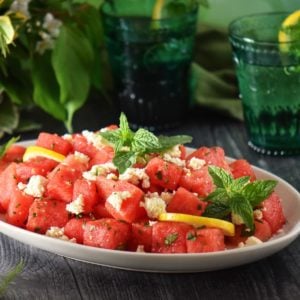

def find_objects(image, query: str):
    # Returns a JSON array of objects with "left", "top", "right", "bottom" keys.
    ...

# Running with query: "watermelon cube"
[{"left": 36, "top": 132, "right": 72, "bottom": 155}]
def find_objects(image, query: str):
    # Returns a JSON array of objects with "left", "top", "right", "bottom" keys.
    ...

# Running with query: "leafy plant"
[
  {"left": 203, "top": 166, "right": 277, "bottom": 232},
  {"left": 100, "top": 112, "right": 192, "bottom": 173}
]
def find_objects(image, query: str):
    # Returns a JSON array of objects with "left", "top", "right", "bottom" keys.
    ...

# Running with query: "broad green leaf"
[
  {"left": 0, "top": 136, "right": 19, "bottom": 159},
  {"left": 16, "top": 119, "right": 42, "bottom": 133},
  {"left": 32, "top": 52, "right": 66, "bottom": 121},
  {"left": 0, "top": 96, "right": 19, "bottom": 137},
  {"left": 132, "top": 128, "right": 160, "bottom": 152},
  {"left": 243, "top": 180, "right": 277, "bottom": 207},
  {"left": 157, "top": 135, "right": 193, "bottom": 149},
  {"left": 202, "top": 201, "right": 231, "bottom": 219},
  {"left": 231, "top": 176, "right": 250, "bottom": 193},
  {"left": 208, "top": 166, "right": 233, "bottom": 189},
  {"left": 205, "top": 188, "right": 229, "bottom": 203},
  {"left": 113, "top": 150, "right": 137, "bottom": 174},
  {"left": 52, "top": 25, "right": 94, "bottom": 132},
  {"left": 100, "top": 129, "right": 121, "bottom": 144},
  {"left": 230, "top": 194, "right": 254, "bottom": 231}
]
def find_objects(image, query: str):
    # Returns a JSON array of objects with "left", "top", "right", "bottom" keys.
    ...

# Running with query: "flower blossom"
[{"left": 9, "top": 0, "right": 32, "bottom": 18}]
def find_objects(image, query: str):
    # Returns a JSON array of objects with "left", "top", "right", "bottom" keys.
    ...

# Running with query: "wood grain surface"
[{"left": 1, "top": 100, "right": 299, "bottom": 300}]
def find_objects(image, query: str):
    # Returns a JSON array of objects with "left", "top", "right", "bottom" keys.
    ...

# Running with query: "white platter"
[{"left": 0, "top": 141, "right": 300, "bottom": 272}]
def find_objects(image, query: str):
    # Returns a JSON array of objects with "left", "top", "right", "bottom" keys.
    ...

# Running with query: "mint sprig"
[
  {"left": 0, "top": 136, "right": 20, "bottom": 159},
  {"left": 203, "top": 166, "right": 277, "bottom": 232},
  {"left": 100, "top": 113, "right": 192, "bottom": 173}
]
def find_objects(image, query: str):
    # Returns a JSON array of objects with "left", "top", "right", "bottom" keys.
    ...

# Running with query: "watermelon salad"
[{"left": 0, "top": 114, "right": 286, "bottom": 254}]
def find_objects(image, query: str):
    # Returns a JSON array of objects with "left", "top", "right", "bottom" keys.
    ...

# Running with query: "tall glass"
[
  {"left": 229, "top": 13, "right": 300, "bottom": 156},
  {"left": 101, "top": 0, "right": 198, "bottom": 131}
]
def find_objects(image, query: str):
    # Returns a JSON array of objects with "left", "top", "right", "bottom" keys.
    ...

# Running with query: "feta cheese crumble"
[
  {"left": 164, "top": 145, "right": 182, "bottom": 158},
  {"left": 238, "top": 236, "right": 263, "bottom": 248},
  {"left": 253, "top": 209, "right": 263, "bottom": 221},
  {"left": 74, "top": 151, "right": 90, "bottom": 164},
  {"left": 83, "top": 162, "right": 117, "bottom": 181},
  {"left": 141, "top": 192, "right": 167, "bottom": 219},
  {"left": 66, "top": 194, "right": 85, "bottom": 215},
  {"left": 107, "top": 191, "right": 131, "bottom": 211},
  {"left": 188, "top": 157, "right": 206, "bottom": 170},
  {"left": 163, "top": 153, "right": 185, "bottom": 167},
  {"left": 231, "top": 213, "right": 244, "bottom": 225},
  {"left": 18, "top": 175, "right": 48, "bottom": 198},
  {"left": 82, "top": 130, "right": 108, "bottom": 149},
  {"left": 46, "top": 227, "right": 76, "bottom": 242},
  {"left": 119, "top": 167, "right": 150, "bottom": 188}
]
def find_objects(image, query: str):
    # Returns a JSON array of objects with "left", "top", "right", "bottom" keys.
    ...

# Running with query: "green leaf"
[
  {"left": 73, "top": 0, "right": 103, "bottom": 8},
  {"left": 113, "top": 151, "right": 137, "bottom": 174},
  {"left": 243, "top": 180, "right": 277, "bottom": 207},
  {"left": 230, "top": 194, "right": 254, "bottom": 232},
  {"left": 208, "top": 166, "right": 233, "bottom": 189},
  {"left": 32, "top": 52, "right": 66, "bottom": 122},
  {"left": 0, "top": 261, "right": 24, "bottom": 296},
  {"left": 52, "top": 25, "right": 94, "bottom": 132},
  {"left": 231, "top": 176, "right": 250, "bottom": 192},
  {"left": 203, "top": 201, "right": 231, "bottom": 219},
  {"left": 132, "top": 128, "right": 160, "bottom": 153},
  {"left": 157, "top": 135, "right": 193, "bottom": 150},
  {"left": 119, "top": 112, "right": 133, "bottom": 143},
  {"left": 0, "top": 96, "right": 19, "bottom": 138},
  {"left": 100, "top": 129, "right": 121, "bottom": 145},
  {"left": 205, "top": 188, "right": 229, "bottom": 203},
  {"left": 0, "top": 136, "right": 19, "bottom": 159}
]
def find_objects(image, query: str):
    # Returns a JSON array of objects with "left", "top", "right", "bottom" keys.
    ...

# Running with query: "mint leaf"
[
  {"left": 119, "top": 112, "right": 133, "bottom": 143},
  {"left": 113, "top": 151, "right": 137, "bottom": 174},
  {"left": 243, "top": 180, "right": 277, "bottom": 207},
  {"left": 205, "top": 188, "right": 229, "bottom": 203},
  {"left": 132, "top": 129, "right": 160, "bottom": 153},
  {"left": 203, "top": 201, "right": 231, "bottom": 219},
  {"left": 100, "top": 129, "right": 121, "bottom": 145},
  {"left": 231, "top": 176, "right": 250, "bottom": 193},
  {"left": 208, "top": 166, "right": 233, "bottom": 189},
  {"left": 230, "top": 194, "right": 254, "bottom": 232},
  {"left": 0, "top": 136, "right": 19, "bottom": 159},
  {"left": 158, "top": 135, "right": 192, "bottom": 150}
]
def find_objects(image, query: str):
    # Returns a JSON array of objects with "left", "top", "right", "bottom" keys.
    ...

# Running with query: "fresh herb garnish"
[
  {"left": 0, "top": 136, "right": 19, "bottom": 159},
  {"left": 100, "top": 113, "right": 192, "bottom": 173},
  {"left": 164, "top": 232, "right": 178, "bottom": 245},
  {"left": 203, "top": 166, "right": 277, "bottom": 232},
  {"left": 0, "top": 261, "right": 24, "bottom": 296}
]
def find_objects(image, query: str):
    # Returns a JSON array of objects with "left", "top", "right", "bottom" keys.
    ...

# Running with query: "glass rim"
[
  {"left": 100, "top": 0, "right": 199, "bottom": 23},
  {"left": 228, "top": 12, "right": 300, "bottom": 46}
]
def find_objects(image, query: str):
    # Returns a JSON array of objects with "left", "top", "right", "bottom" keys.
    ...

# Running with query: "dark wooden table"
[{"left": 1, "top": 98, "right": 300, "bottom": 300}]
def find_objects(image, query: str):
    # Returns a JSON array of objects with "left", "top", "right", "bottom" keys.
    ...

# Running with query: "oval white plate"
[{"left": 0, "top": 141, "right": 300, "bottom": 272}]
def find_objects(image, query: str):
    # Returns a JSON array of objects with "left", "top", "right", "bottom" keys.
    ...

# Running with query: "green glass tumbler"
[
  {"left": 101, "top": 0, "right": 198, "bottom": 131},
  {"left": 229, "top": 13, "right": 300, "bottom": 156}
]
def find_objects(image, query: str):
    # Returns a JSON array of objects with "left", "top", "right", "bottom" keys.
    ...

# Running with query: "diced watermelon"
[
  {"left": 225, "top": 225, "right": 247, "bottom": 248},
  {"left": 93, "top": 202, "right": 113, "bottom": 218},
  {"left": 96, "top": 177, "right": 145, "bottom": 223},
  {"left": 6, "top": 188, "right": 34, "bottom": 228},
  {"left": 26, "top": 198, "right": 69, "bottom": 234},
  {"left": 230, "top": 159, "right": 256, "bottom": 181},
  {"left": 167, "top": 187, "right": 207, "bottom": 216},
  {"left": 16, "top": 157, "right": 58, "bottom": 183},
  {"left": 72, "top": 134, "right": 97, "bottom": 158},
  {"left": 186, "top": 146, "right": 230, "bottom": 171},
  {"left": 88, "top": 146, "right": 114, "bottom": 168},
  {"left": 72, "top": 179, "right": 98, "bottom": 213},
  {"left": 0, "top": 163, "right": 18, "bottom": 211},
  {"left": 83, "top": 218, "right": 131, "bottom": 250},
  {"left": 1, "top": 145, "right": 26, "bottom": 163},
  {"left": 254, "top": 220, "right": 272, "bottom": 242},
  {"left": 261, "top": 192, "right": 286, "bottom": 234},
  {"left": 47, "top": 165, "right": 82, "bottom": 203},
  {"left": 179, "top": 145, "right": 186, "bottom": 160},
  {"left": 179, "top": 166, "right": 214, "bottom": 197},
  {"left": 145, "top": 157, "right": 183, "bottom": 190},
  {"left": 186, "top": 228, "right": 225, "bottom": 253},
  {"left": 63, "top": 154, "right": 89, "bottom": 172},
  {"left": 64, "top": 217, "right": 93, "bottom": 244},
  {"left": 36, "top": 132, "right": 72, "bottom": 155},
  {"left": 152, "top": 221, "right": 193, "bottom": 253},
  {"left": 128, "top": 222, "right": 152, "bottom": 252}
]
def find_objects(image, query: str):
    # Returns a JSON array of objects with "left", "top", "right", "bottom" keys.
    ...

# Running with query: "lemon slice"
[
  {"left": 158, "top": 213, "right": 235, "bottom": 236},
  {"left": 23, "top": 146, "right": 66, "bottom": 163},
  {"left": 278, "top": 10, "right": 300, "bottom": 53}
]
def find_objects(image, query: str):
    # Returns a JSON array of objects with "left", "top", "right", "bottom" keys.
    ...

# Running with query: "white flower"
[
  {"left": 10, "top": 0, "right": 31, "bottom": 18},
  {"left": 43, "top": 13, "right": 62, "bottom": 38}
]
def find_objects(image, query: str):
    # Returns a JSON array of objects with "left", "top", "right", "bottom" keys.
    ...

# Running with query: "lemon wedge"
[
  {"left": 158, "top": 213, "right": 235, "bottom": 236},
  {"left": 23, "top": 146, "right": 66, "bottom": 163},
  {"left": 278, "top": 10, "right": 300, "bottom": 54}
]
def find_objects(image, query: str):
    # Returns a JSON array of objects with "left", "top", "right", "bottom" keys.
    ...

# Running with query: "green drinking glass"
[
  {"left": 101, "top": 0, "right": 198, "bottom": 131},
  {"left": 229, "top": 13, "right": 300, "bottom": 156}
]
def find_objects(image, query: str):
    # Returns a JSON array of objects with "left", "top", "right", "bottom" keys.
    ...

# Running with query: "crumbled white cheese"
[
  {"left": 119, "top": 167, "right": 150, "bottom": 188},
  {"left": 82, "top": 130, "right": 108, "bottom": 149},
  {"left": 66, "top": 194, "right": 85, "bottom": 215},
  {"left": 141, "top": 193, "right": 167, "bottom": 219},
  {"left": 99, "top": 127, "right": 109, "bottom": 133},
  {"left": 164, "top": 145, "right": 182, "bottom": 158},
  {"left": 163, "top": 153, "right": 185, "bottom": 167},
  {"left": 83, "top": 162, "right": 117, "bottom": 181},
  {"left": 46, "top": 227, "right": 76, "bottom": 242},
  {"left": 231, "top": 213, "right": 244, "bottom": 225},
  {"left": 107, "top": 191, "right": 131, "bottom": 211},
  {"left": 106, "top": 173, "right": 118, "bottom": 180},
  {"left": 253, "top": 209, "right": 263, "bottom": 220},
  {"left": 62, "top": 133, "right": 72, "bottom": 141},
  {"left": 74, "top": 151, "right": 90, "bottom": 164},
  {"left": 136, "top": 245, "right": 145, "bottom": 252},
  {"left": 19, "top": 175, "right": 48, "bottom": 198},
  {"left": 188, "top": 157, "right": 206, "bottom": 170},
  {"left": 245, "top": 236, "right": 263, "bottom": 246},
  {"left": 160, "top": 191, "right": 174, "bottom": 204}
]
